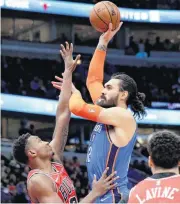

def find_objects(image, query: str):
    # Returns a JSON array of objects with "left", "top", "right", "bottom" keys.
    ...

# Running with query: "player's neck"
[
  {"left": 117, "top": 101, "right": 127, "bottom": 109},
  {"left": 30, "top": 158, "right": 52, "bottom": 173},
  {"left": 152, "top": 167, "right": 179, "bottom": 175}
]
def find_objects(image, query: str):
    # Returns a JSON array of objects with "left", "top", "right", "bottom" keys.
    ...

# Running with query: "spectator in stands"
[
  {"left": 144, "top": 38, "right": 152, "bottom": 57},
  {"left": 18, "top": 78, "right": 27, "bottom": 96},
  {"left": 172, "top": 75, "right": 180, "bottom": 101},
  {"left": 138, "top": 39, "right": 145, "bottom": 53},
  {"left": 72, "top": 156, "right": 80, "bottom": 168},
  {"left": 153, "top": 36, "right": 163, "bottom": 51},
  {"left": 18, "top": 120, "right": 31, "bottom": 136},
  {"left": 38, "top": 79, "right": 47, "bottom": 97},
  {"left": 45, "top": 80, "right": 57, "bottom": 99},
  {"left": 29, "top": 124, "right": 36, "bottom": 135},
  {"left": 30, "top": 76, "right": 40, "bottom": 92},
  {"left": 129, "top": 36, "right": 138, "bottom": 53},
  {"left": 164, "top": 39, "right": 172, "bottom": 51},
  {"left": 1, "top": 79, "right": 9, "bottom": 93}
]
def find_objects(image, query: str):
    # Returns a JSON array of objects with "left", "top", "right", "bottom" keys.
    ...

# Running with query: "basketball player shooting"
[
  {"left": 128, "top": 130, "right": 180, "bottom": 203},
  {"left": 66, "top": 23, "right": 146, "bottom": 203},
  {"left": 13, "top": 42, "right": 119, "bottom": 204}
]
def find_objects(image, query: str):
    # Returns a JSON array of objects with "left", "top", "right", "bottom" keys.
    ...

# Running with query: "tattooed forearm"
[
  {"left": 59, "top": 126, "right": 69, "bottom": 154},
  {"left": 51, "top": 123, "right": 69, "bottom": 162},
  {"left": 97, "top": 44, "right": 107, "bottom": 51}
]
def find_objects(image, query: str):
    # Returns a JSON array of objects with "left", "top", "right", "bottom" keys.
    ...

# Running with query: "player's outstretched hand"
[
  {"left": 99, "top": 22, "right": 123, "bottom": 46},
  {"left": 60, "top": 42, "right": 81, "bottom": 72},
  {"left": 91, "top": 167, "right": 119, "bottom": 198},
  {"left": 51, "top": 75, "right": 78, "bottom": 93}
]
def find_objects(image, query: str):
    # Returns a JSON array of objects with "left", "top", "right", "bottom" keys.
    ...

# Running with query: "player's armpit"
[
  {"left": 86, "top": 49, "right": 106, "bottom": 104},
  {"left": 27, "top": 174, "right": 63, "bottom": 204}
]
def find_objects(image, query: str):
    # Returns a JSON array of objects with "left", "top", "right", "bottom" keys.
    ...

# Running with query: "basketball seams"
[
  {"left": 108, "top": 2, "right": 119, "bottom": 30},
  {"left": 102, "top": 2, "right": 112, "bottom": 25},
  {"left": 115, "top": 5, "right": 119, "bottom": 30},
  {"left": 93, "top": 7, "right": 109, "bottom": 28}
]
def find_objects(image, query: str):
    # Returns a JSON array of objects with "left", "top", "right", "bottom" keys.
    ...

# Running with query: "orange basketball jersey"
[
  {"left": 27, "top": 162, "right": 78, "bottom": 203},
  {"left": 128, "top": 174, "right": 180, "bottom": 203}
]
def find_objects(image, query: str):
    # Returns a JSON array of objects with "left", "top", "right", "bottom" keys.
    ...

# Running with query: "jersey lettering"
[
  {"left": 94, "top": 124, "right": 102, "bottom": 133},
  {"left": 59, "top": 177, "right": 75, "bottom": 201},
  {"left": 59, "top": 185, "right": 68, "bottom": 201},
  {"left": 136, "top": 187, "right": 179, "bottom": 203},
  {"left": 70, "top": 196, "right": 78, "bottom": 203}
]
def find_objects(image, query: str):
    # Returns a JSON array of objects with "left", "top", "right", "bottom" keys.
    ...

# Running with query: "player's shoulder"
[
  {"left": 112, "top": 107, "right": 135, "bottom": 121},
  {"left": 28, "top": 173, "right": 51, "bottom": 187},
  {"left": 129, "top": 178, "right": 150, "bottom": 194}
]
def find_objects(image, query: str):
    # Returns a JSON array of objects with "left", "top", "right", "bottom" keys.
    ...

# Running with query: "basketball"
[{"left": 89, "top": 1, "right": 120, "bottom": 33}]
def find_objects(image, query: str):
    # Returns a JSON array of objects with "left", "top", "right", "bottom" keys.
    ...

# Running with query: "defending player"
[
  {"left": 13, "top": 42, "right": 119, "bottom": 203},
  {"left": 128, "top": 130, "right": 180, "bottom": 203},
  {"left": 67, "top": 23, "right": 146, "bottom": 203}
]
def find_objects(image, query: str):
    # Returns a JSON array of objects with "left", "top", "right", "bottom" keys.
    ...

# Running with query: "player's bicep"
[
  {"left": 38, "top": 193, "right": 63, "bottom": 203},
  {"left": 87, "top": 81, "right": 104, "bottom": 104},
  {"left": 28, "top": 174, "right": 63, "bottom": 204}
]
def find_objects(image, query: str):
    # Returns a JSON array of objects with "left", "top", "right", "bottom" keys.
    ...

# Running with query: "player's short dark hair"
[
  {"left": 147, "top": 130, "right": 180, "bottom": 169},
  {"left": 111, "top": 73, "right": 146, "bottom": 119},
  {"left": 13, "top": 133, "right": 31, "bottom": 164}
]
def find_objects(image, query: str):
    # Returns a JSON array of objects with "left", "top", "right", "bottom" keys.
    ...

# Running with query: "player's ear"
[
  {"left": 27, "top": 149, "right": 37, "bottom": 159},
  {"left": 148, "top": 156, "right": 153, "bottom": 168},
  {"left": 120, "top": 90, "right": 128, "bottom": 101}
]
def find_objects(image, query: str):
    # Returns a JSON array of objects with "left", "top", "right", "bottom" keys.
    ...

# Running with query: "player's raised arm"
[
  {"left": 50, "top": 42, "right": 81, "bottom": 161},
  {"left": 27, "top": 174, "right": 63, "bottom": 203},
  {"left": 86, "top": 22, "right": 123, "bottom": 104}
]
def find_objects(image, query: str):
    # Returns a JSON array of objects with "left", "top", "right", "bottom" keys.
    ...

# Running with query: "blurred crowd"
[
  {"left": 59, "top": 0, "right": 180, "bottom": 9},
  {"left": 1, "top": 147, "right": 150, "bottom": 203},
  {"left": 75, "top": 35, "right": 180, "bottom": 53},
  {"left": 125, "top": 36, "right": 180, "bottom": 56},
  {"left": 2, "top": 56, "right": 180, "bottom": 104}
]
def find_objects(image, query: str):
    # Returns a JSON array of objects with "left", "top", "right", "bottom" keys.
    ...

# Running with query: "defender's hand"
[
  {"left": 51, "top": 76, "right": 78, "bottom": 93},
  {"left": 99, "top": 22, "right": 123, "bottom": 46},
  {"left": 91, "top": 167, "right": 119, "bottom": 198},
  {"left": 60, "top": 42, "right": 81, "bottom": 72}
]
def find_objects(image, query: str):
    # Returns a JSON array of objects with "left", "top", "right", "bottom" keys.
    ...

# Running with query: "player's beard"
[{"left": 96, "top": 96, "right": 117, "bottom": 108}]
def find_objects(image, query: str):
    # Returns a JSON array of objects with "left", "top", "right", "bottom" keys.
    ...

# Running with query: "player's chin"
[{"left": 96, "top": 99, "right": 106, "bottom": 106}]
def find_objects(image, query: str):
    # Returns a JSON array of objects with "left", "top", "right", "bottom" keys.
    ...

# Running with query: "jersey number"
[{"left": 86, "top": 146, "right": 92, "bottom": 163}]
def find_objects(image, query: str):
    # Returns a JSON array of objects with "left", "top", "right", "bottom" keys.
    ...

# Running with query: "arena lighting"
[
  {"left": 1, "top": 0, "right": 180, "bottom": 24},
  {"left": 1, "top": 94, "right": 180, "bottom": 126}
]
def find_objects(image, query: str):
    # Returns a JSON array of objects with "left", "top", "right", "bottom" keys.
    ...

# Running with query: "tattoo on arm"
[
  {"left": 59, "top": 126, "right": 69, "bottom": 154},
  {"left": 97, "top": 44, "right": 107, "bottom": 51},
  {"left": 52, "top": 125, "right": 69, "bottom": 163}
]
